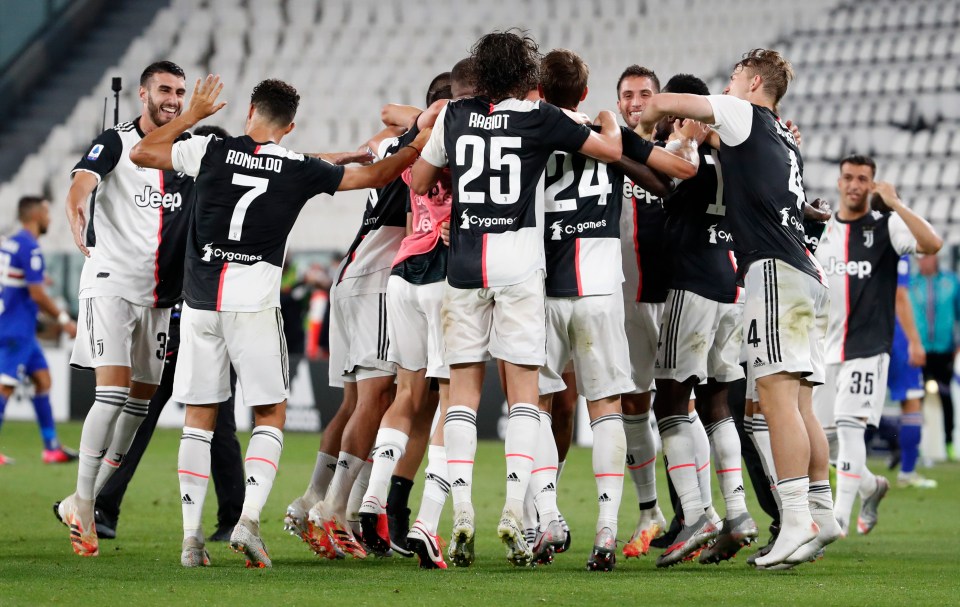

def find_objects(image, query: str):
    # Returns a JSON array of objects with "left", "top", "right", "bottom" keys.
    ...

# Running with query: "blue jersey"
[
  {"left": 0, "top": 229, "right": 45, "bottom": 340},
  {"left": 892, "top": 255, "right": 910, "bottom": 349}
]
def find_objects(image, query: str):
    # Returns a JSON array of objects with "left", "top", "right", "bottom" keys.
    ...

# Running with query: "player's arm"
[
  {"left": 337, "top": 128, "right": 431, "bottom": 191},
  {"left": 639, "top": 93, "right": 716, "bottom": 134},
  {"left": 310, "top": 150, "right": 375, "bottom": 166},
  {"left": 27, "top": 284, "right": 76, "bottom": 338},
  {"left": 576, "top": 110, "right": 621, "bottom": 163},
  {"left": 65, "top": 172, "right": 99, "bottom": 257},
  {"left": 131, "top": 75, "right": 226, "bottom": 171},
  {"left": 363, "top": 126, "right": 408, "bottom": 160},
  {"left": 874, "top": 182, "right": 942, "bottom": 255},
  {"left": 616, "top": 156, "right": 674, "bottom": 198},
  {"left": 382, "top": 104, "right": 422, "bottom": 129},
  {"left": 896, "top": 284, "right": 926, "bottom": 367}
]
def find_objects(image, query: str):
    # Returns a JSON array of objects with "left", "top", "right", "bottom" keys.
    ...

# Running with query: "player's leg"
[
  {"left": 585, "top": 394, "right": 625, "bottom": 572},
  {"left": 209, "top": 368, "right": 245, "bottom": 541},
  {"left": 550, "top": 368, "right": 577, "bottom": 550},
  {"left": 407, "top": 380, "right": 451, "bottom": 569},
  {"left": 26, "top": 344, "right": 75, "bottom": 461},
  {"left": 889, "top": 345, "right": 934, "bottom": 487},
  {"left": 689, "top": 406, "right": 715, "bottom": 523},
  {"left": 386, "top": 387, "right": 435, "bottom": 557}
]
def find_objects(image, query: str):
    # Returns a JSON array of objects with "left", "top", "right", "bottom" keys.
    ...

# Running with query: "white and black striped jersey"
[
  {"left": 706, "top": 95, "right": 824, "bottom": 284},
  {"left": 619, "top": 174, "right": 670, "bottom": 304},
  {"left": 420, "top": 97, "right": 591, "bottom": 288},
  {"left": 337, "top": 128, "right": 419, "bottom": 288},
  {"left": 544, "top": 127, "right": 653, "bottom": 297},
  {"left": 72, "top": 118, "right": 194, "bottom": 308},
  {"left": 663, "top": 144, "right": 740, "bottom": 304},
  {"left": 815, "top": 211, "right": 917, "bottom": 362},
  {"left": 171, "top": 134, "right": 344, "bottom": 312}
]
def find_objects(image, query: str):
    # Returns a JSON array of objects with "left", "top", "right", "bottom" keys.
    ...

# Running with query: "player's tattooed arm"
[
  {"left": 338, "top": 128, "right": 432, "bottom": 191},
  {"left": 873, "top": 181, "right": 942, "bottom": 255},
  {"left": 65, "top": 171, "right": 98, "bottom": 257},
  {"left": 132, "top": 74, "right": 226, "bottom": 170},
  {"left": 577, "top": 110, "right": 622, "bottom": 163},
  {"left": 615, "top": 156, "right": 674, "bottom": 198},
  {"left": 310, "top": 149, "right": 376, "bottom": 165}
]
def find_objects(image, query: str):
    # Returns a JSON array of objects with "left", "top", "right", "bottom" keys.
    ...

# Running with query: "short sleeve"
[
  {"left": 621, "top": 127, "right": 654, "bottom": 164},
  {"left": 22, "top": 243, "right": 44, "bottom": 284},
  {"left": 888, "top": 213, "right": 918, "bottom": 256},
  {"left": 171, "top": 135, "right": 213, "bottom": 177},
  {"left": 301, "top": 156, "right": 345, "bottom": 197},
  {"left": 706, "top": 95, "right": 754, "bottom": 147},
  {"left": 897, "top": 255, "right": 910, "bottom": 288},
  {"left": 420, "top": 104, "right": 448, "bottom": 168},
  {"left": 72, "top": 129, "right": 123, "bottom": 182},
  {"left": 539, "top": 103, "right": 591, "bottom": 153}
]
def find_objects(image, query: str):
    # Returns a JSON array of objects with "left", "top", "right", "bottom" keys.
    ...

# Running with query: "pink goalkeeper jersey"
[{"left": 392, "top": 166, "right": 452, "bottom": 267}]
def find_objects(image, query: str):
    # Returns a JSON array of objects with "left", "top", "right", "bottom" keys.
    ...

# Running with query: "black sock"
[{"left": 386, "top": 475, "right": 414, "bottom": 515}]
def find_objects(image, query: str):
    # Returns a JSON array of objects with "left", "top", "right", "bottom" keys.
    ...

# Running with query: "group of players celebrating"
[{"left": 48, "top": 28, "right": 941, "bottom": 573}]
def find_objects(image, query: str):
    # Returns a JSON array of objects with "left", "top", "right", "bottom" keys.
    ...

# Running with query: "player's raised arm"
[
  {"left": 131, "top": 74, "right": 226, "bottom": 170},
  {"left": 638, "top": 93, "right": 716, "bottom": 134},
  {"left": 873, "top": 182, "right": 942, "bottom": 255},
  {"left": 576, "top": 110, "right": 621, "bottom": 163},
  {"left": 337, "top": 128, "right": 431, "bottom": 191}
]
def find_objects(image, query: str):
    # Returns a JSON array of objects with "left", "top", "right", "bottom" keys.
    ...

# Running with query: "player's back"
[{"left": 0, "top": 229, "right": 42, "bottom": 339}]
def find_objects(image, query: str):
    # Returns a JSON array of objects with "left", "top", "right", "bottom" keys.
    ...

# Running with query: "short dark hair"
[
  {"left": 193, "top": 125, "right": 230, "bottom": 138},
  {"left": 426, "top": 72, "right": 452, "bottom": 106},
  {"left": 18, "top": 195, "right": 46, "bottom": 221},
  {"left": 471, "top": 29, "right": 541, "bottom": 101},
  {"left": 734, "top": 48, "right": 794, "bottom": 107},
  {"left": 617, "top": 65, "right": 660, "bottom": 97},
  {"left": 450, "top": 57, "right": 477, "bottom": 97},
  {"left": 839, "top": 154, "right": 877, "bottom": 177},
  {"left": 663, "top": 73, "right": 709, "bottom": 96},
  {"left": 140, "top": 61, "right": 185, "bottom": 87},
  {"left": 540, "top": 49, "right": 589, "bottom": 110},
  {"left": 250, "top": 79, "right": 300, "bottom": 126}
]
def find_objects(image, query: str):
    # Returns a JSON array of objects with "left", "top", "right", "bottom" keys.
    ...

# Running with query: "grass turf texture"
[{"left": 0, "top": 421, "right": 958, "bottom": 606}]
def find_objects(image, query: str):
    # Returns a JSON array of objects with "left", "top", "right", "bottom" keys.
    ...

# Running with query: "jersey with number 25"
[{"left": 170, "top": 134, "right": 344, "bottom": 312}]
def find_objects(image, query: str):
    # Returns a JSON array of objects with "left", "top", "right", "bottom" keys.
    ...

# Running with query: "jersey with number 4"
[
  {"left": 420, "top": 97, "right": 591, "bottom": 288},
  {"left": 171, "top": 135, "right": 344, "bottom": 312}
]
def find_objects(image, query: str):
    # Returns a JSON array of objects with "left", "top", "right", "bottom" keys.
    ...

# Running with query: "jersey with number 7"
[
  {"left": 420, "top": 97, "right": 591, "bottom": 289},
  {"left": 169, "top": 134, "right": 344, "bottom": 312}
]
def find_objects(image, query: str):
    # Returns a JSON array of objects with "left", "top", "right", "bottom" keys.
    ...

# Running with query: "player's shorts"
[
  {"left": 386, "top": 276, "right": 448, "bottom": 379},
  {"left": 887, "top": 339, "right": 925, "bottom": 402},
  {"left": 742, "top": 259, "right": 828, "bottom": 397},
  {"left": 538, "top": 293, "right": 635, "bottom": 401},
  {"left": 812, "top": 354, "right": 890, "bottom": 427},
  {"left": 442, "top": 271, "right": 546, "bottom": 366},
  {"left": 330, "top": 275, "right": 396, "bottom": 386},
  {"left": 624, "top": 300, "right": 664, "bottom": 394},
  {"left": 70, "top": 296, "right": 170, "bottom": 385},
  {"left": 172, "top": 305, "right": 288, "bottom": 407},
  {"left": 0, "top": 337, "right": 49, "bottom": 386},
  {"left": 655, "top": 290, "right": 745, "bottom": 385}
]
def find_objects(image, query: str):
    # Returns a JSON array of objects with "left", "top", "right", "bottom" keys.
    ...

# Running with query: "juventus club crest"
[{"left": 863, "top": 228, "right": 875, "bottom": 248}]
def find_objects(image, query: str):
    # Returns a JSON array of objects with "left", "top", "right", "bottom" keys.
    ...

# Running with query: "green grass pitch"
[{"left": 0, "top": 420, "right": 958, "bottom": 606}]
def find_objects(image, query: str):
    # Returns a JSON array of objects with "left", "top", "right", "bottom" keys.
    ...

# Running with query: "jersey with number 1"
[
  {"left": 420, "top": 97, "right": 591, "bottom": 289},
  {"left": 171, "top": 135, "right": 344, "bottom": 312}
]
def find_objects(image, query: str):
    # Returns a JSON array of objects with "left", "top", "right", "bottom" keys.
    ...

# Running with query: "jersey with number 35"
[
  {"left": 420, "top": 97, "right": 591, "bottom": 289},
  {"left": 171, "top": 135, "right": 344, "bottom": 312}
]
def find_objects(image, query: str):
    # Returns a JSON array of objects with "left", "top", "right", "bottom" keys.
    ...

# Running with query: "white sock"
[
  {"left": 835, "top": 416, "right": 870, "bottom": 529},
  {"left": 304, "top": 452, "right": 338, "bottom": 505},
  {"left": 749, "top": 413, "right": 781, "bottom": 513},
  {"left": 591, "top": 413, "right": 626, "bottom": 535},
  {"left": 623, "top": 412, "right": 658, "bottom": 509},
  {"left": 179, "top": 427, "right": 213, "bottom": 541},
  {"left": 777, "top": 475, "right": 810, "bottom": 515},
  {"left": 347, "top": 456, "right": 373, "bottom": 526},
  {"left": 444, "top": 406, "right": 477, "bottom": 508},
  {"left": 325, "top": 451, "right": 365, "bottom": 516},
  {"left": 756, "top": 476, "right": 816, "bottom": 567},
  {"left": 241, "top": 426, "right": 283, "bottom": 523},
  {"left": 824, "top": 426, "right": 839, "bottom": 464},
  {"left": 557, "top": 459, "right": 566, "bottom": 482},
  {"left": 77, "top": 386, "right": 129, "bottom": 503},
  {"left": 690, "top": 412, "right": 712, "bottom": 512},
  {"left": 530, "top": 411, "right": 559, "bottom": 525},
  {"left": 362, "top": 428, "right": 409, "bottom": 511},
  {"left": 504, "top": 403, "right": 540, "bottom": 516},
  {"left": 94, "top": 396, "right": 150, "bottom": 496},
  {"left": 658, "top": 415, "right": 703, "bottom": 523},
  {"left": 523, "top": 483, "right": 538, "bottom": 535},
  {"left": 705, "top": 417, "right": 748, "bottom": 517},
  {"left": 416, "top": 445, "right": 449, "bottom": 535}
]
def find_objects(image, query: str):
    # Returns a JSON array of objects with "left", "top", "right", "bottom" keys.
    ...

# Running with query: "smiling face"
[
  {"left": 140, "top": 71, "right": 186, "bottom": 129},
  {"left": 837, "top": 161, "right": 875, "bottom": 213},
  {"left": 617, "top": 75, "right": 658, "bottom": 129}
]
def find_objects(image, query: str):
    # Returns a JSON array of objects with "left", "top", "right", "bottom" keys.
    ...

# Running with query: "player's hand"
[
  {"left": 63, "top": 320, "right": 78, "bottom": 339},
  {"left": 675, "top": 119, "right": 710, "bottom": 145},
  {"left": 72, "top": 205, "right": 90, "bottom": 257},
  {"left": 785, "top": 119, "right": 802, "bottom": 147},
  {"left": 908, "top": 338, "right": 926, "bottom": 367},
  {"left": 804, "top": 198, "right": 833, "bottom": 222},
  {"left": 439, "top": 220, "right": 450, "bottom": 246},
  {"left": 186, "top": 74, "right": 227, "bottom": 122},
  {"left": 336, "top": 149, "right": 376, "bottom": 165},
  {"left": 871, "top": 181, "right": 902, "bottom": 211}
]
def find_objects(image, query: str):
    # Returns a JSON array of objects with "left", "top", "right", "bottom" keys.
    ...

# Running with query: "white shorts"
[
  {"left": 813, "top": 354, "right": 890, "bottom": 428},
  {"left": 655, "top": 290, "right": 745, "bottom": 385},
  {"left": 742, "top": 259, "right": 828, "bottom": 397},
  {"left": 442, "top": 271, "right": 546, "bottom": 366},
  {"left": 386, "top": 276, "right": 448, "bottom": 379},
  {"left": 539, "top": 293, "right": 635, "bottom": 401},
  {"left": 327, "top": 277, "right": 349, "bottom": 388},
  {"left": 624, "top": 300, "right": 664, "bottom": 394},
  {"left": 172, "top": 305, "right": 288, "bottom": 407},
  {"left": 70, "top": 296, "right": 170, "bottom": 385},
  {"left": 331, "top": 276, "right": 396, "bottom": 385}
]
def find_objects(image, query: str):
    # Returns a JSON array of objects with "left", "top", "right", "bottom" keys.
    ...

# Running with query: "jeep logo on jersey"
[
  {"left": 460, "top": 210, "right": 516, "bottom": 230},
  {"left": 707, "top": 224, "right": 733, "bottom": 244},
  {"left": 622, "top": 181, "right": 660, "bottom": 203},
  {"left": 201, "top": 242, "right": 263, "bottom": 263},
  {"left": 135, "top": 186, "right": 182, "bottom": 211},
  {"left": 824, "top": 257, "right": 873, "bottom": 278}
]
